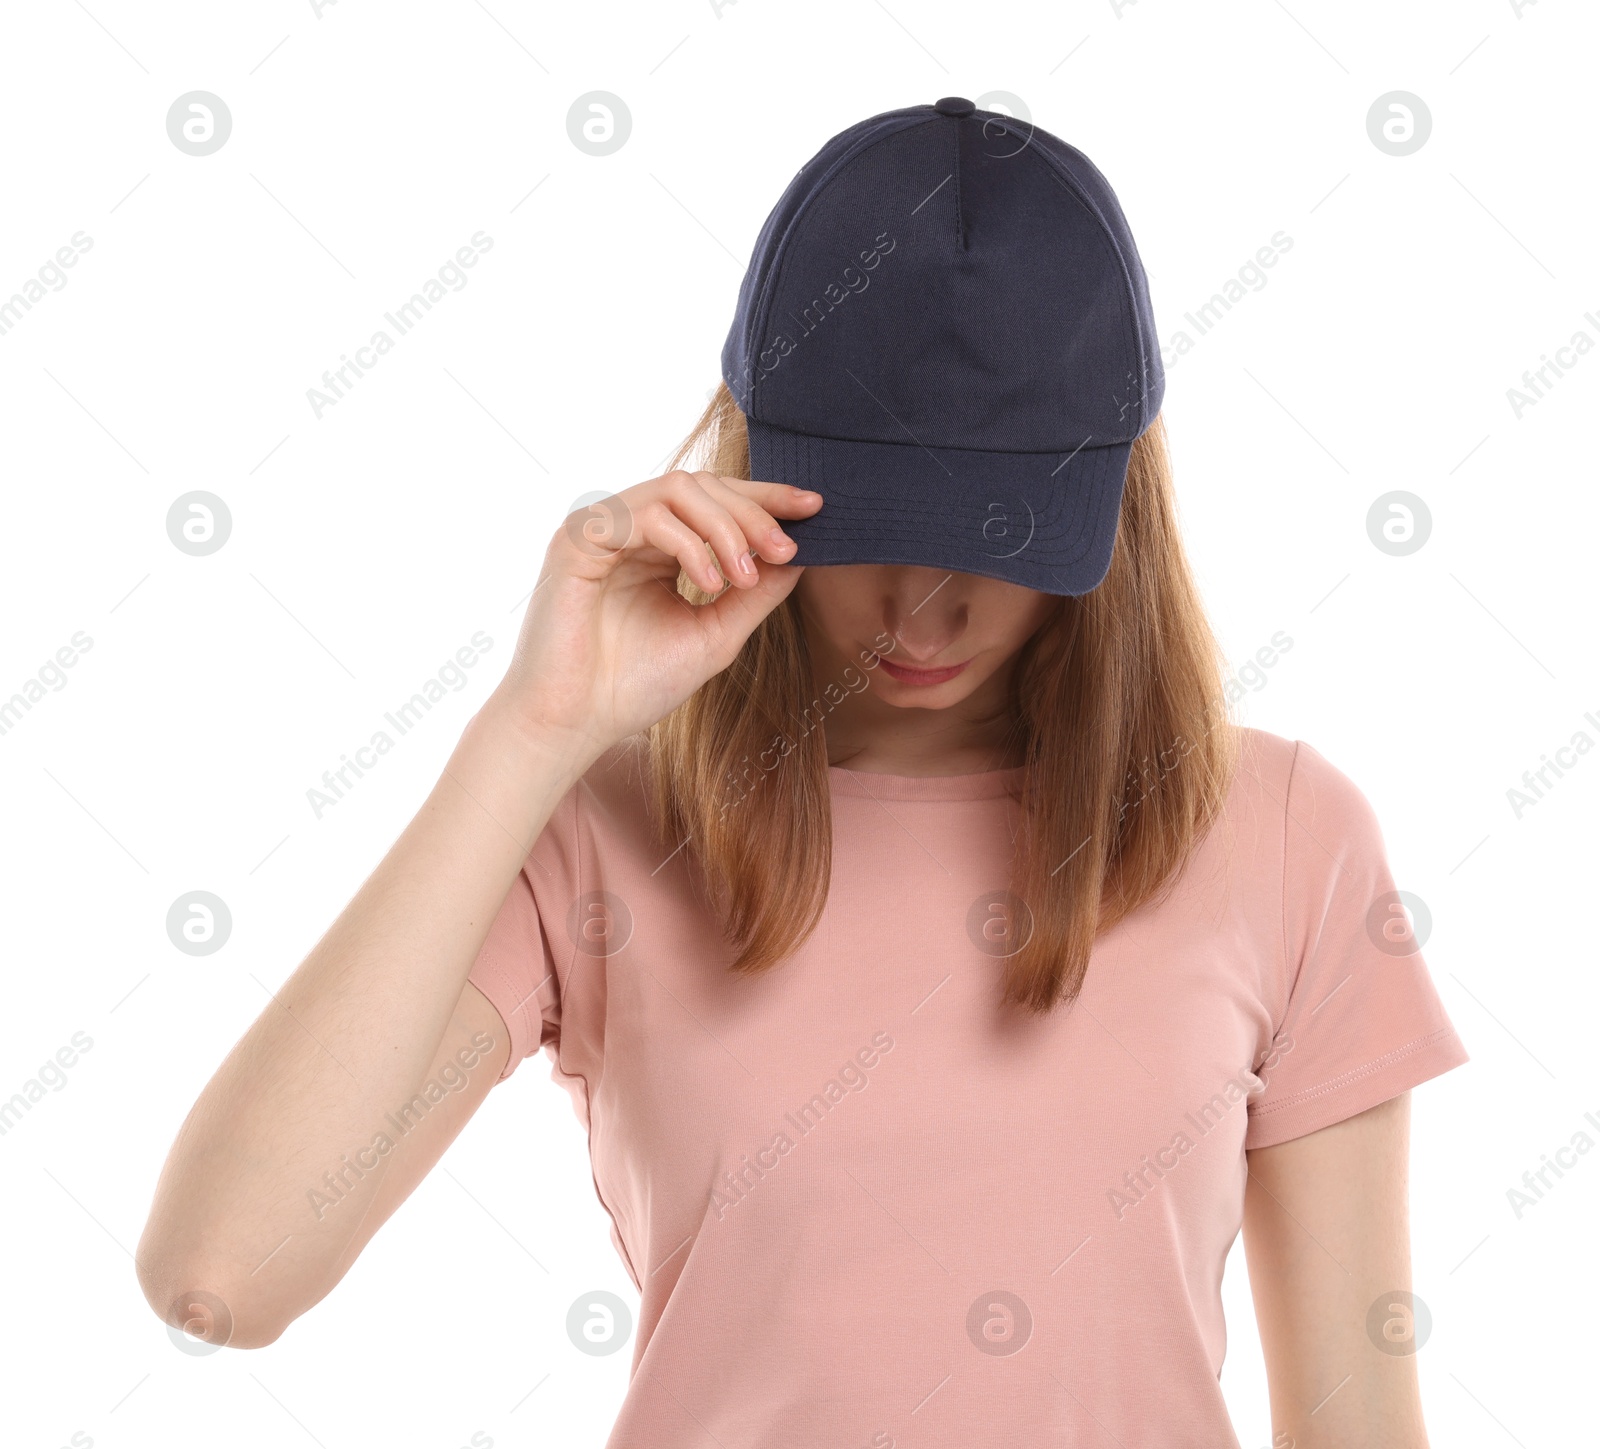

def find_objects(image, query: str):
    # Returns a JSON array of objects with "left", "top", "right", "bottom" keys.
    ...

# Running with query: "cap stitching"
[
  {"left": 1012, "top": 138, "right": 1153, "bottom": 434},
  {"left": 952, "top": 117, "right": 966, "bottom": 250},
  {"left": 748, "top": 416, "right": 1121, "bottom": 457},
  {"left": 751, "top": 421, "right": 1120, "bottom": 570},
  {"left": 745, "top": 116, "right": 937, "bottom": 413},
  {"left": 753, "top": 420, "right": 1124, "bottom": 576}
]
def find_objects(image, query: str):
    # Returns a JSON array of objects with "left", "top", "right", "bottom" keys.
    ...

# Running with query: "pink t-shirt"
[{"left": 468, "top": 725, "right": 1467, "bottom": 1448}]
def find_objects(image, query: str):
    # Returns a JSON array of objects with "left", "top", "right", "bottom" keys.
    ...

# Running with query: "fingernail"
[
  {"left": 768, "top": 528, "right": 793, "bottom": 550},
  {"left": 737, "top": 551, "right": 756, "bottom": 577}
]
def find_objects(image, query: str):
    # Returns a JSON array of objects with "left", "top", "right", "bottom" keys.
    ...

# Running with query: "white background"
[{"left": 1, "top": 1, "right": 1594, "bottom": 1446}]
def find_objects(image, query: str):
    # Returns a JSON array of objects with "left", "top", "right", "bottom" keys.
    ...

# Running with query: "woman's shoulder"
[
  {"left": 1227, "top": 726, "right": 1386, "bottom": 839},
  {"left": 1221, "top": 725, "right": 1297, "bottom": 807}
]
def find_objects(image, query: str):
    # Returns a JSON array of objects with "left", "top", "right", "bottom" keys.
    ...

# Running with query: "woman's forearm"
[{"left": 135, "top": 700, "right": 594, "bottom": 1345}]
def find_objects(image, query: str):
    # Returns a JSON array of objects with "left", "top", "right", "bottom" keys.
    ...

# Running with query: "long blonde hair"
[{"left": 644, "top": 382, "right": 1240, "bottom": 1013}]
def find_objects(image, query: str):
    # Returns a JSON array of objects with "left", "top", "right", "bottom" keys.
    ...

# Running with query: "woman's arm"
[
  {"left": 1242, "top": 1093, "right": 1431, "bottom": 1449},
  {"left": 136, "top": 707, "right": 589, "bottom": 1348},
  {"left": 136, "top": 470, "right": 817, "bottom": 1349}
]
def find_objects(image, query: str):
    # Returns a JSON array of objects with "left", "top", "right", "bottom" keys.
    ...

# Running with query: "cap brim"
[{"left": 746, "top": 419, "right": 1129, "bottom": 596}]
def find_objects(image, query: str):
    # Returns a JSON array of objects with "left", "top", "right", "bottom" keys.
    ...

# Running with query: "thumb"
[{"left": 696, "top": 562, "right": 805, "bottom": 664}]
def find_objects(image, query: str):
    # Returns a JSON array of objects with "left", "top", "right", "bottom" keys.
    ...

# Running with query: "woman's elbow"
[{"left": 134, "top": 1239, "right": 291, "bottom": 1352}]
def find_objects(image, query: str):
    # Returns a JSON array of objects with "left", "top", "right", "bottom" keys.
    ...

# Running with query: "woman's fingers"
[
  {"left": 650, "top": 471, "right": 814, "bottom": 590},
  {"left": 716, "top": 476, "right": 826, "bottom": 518},
  {"left": 697, "top": 474, "right": 808, "bottom": 568},
  {"left": 654, "top": 471, "right": 762, "bottom": 587},
  {"left": 674, "top": 472, "right": 824, "bottom": 585},
  {"left": 636, "top": 501, "right": 730, "bottom": 595},
  {"left": 695, "top": 548, "right": 806, "bottom": 663},
  {"left": 572, "top": 470, "right": 822, "bottom": 593}
]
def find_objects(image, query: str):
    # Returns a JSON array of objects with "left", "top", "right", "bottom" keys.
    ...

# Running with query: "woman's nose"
[{"left": 881, "top": 568, "right": 967, "bottom": 663}]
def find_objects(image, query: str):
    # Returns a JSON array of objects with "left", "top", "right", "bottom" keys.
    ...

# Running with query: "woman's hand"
[{"left": 490, "top": 469, "right": 822, "bottom": 762}]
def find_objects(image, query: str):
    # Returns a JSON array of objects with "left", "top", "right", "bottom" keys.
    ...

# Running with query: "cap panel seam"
[
  {"left": 1012, "top": 137, "right": 1150, "bottom": 431},
  {"left": 748, "top": 116, "right": 941, "bottom": 410},
  {"left": 952, "top": 117, "right": 965, "bottom": 249}
]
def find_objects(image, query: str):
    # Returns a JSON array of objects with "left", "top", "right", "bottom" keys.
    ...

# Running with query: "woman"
[{"left": 138, "top": 99, "right": 1467, "bottom": 1448}]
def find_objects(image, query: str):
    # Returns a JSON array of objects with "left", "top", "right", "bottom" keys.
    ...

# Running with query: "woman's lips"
[{"left": 872, "top": 653, "right": 970, "bottom": 686}]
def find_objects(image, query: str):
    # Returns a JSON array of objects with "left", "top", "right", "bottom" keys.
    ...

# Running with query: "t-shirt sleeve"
[
  {"left": 1244, "top": 740, "right": 1469, "bottom": 1150},
  {"left": 467, "top": 781, "right": 579, "bottom": 1083}
]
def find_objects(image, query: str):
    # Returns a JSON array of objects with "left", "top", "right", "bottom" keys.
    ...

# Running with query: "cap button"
[{"left": 932, "top": 96, "right": 975, "bottom": 117}]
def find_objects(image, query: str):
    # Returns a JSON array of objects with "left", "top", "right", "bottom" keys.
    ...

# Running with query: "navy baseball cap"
[{"left": 720, "top": 96, "right": 1164, "bottom": 596}]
